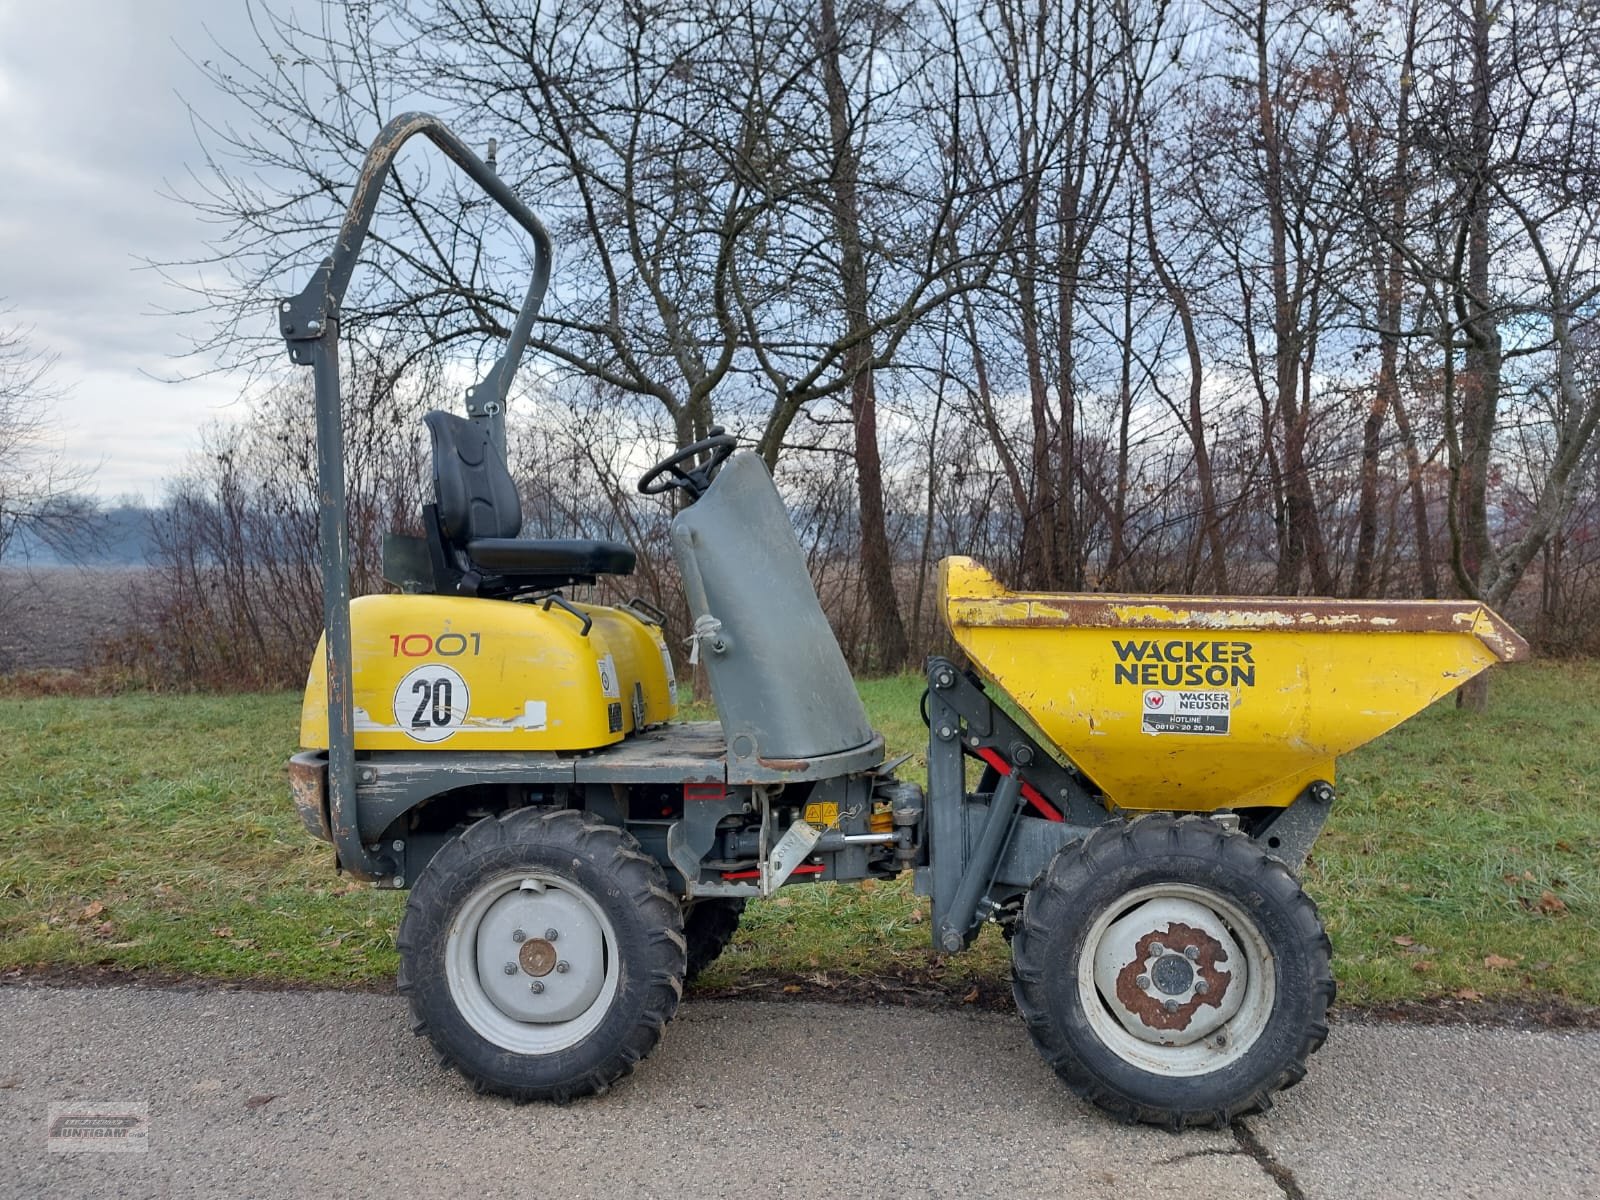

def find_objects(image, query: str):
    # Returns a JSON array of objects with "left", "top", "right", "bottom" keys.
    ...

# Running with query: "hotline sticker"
[{"left": 1141, "top": 689, "right": 1230, "bottom": 736}]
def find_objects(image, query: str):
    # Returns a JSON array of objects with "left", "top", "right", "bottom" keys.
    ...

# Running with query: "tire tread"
[
  {"left": 1011, "top": 813, "right": 1335, "bottom": 1128},
  {"left": 397, "top": 806, "right": 685, "bottom": 1103}
]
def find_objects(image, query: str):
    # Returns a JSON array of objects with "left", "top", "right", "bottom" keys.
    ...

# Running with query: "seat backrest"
[
  {"left": 424, "top": 411, "right": 522, "bottom": 544},
  {"left": 671, "top": 453, "right": 874, "bottom": 769}
]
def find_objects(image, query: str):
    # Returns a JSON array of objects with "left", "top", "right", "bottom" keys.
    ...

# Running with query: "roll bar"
[{"left": 279, "top": 112, "right": 553, "bottom": 880}]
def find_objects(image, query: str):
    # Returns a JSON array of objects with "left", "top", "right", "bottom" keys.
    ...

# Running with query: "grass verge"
[{"left": 1, "top": 664, "right": 1595, "bottom": 1011}]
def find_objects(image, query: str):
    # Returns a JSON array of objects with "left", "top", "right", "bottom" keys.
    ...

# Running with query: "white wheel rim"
[
  {"left": 444, "top": 870, "right": 620, "bottom": 1055},
  {"left": 1078, "top": 882, "right": 1275, "bottom": 1077}
]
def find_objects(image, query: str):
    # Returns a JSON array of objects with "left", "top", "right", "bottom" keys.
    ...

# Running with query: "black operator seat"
[{"left": 422, "top": 410, "right": 635, "bottom": 598}]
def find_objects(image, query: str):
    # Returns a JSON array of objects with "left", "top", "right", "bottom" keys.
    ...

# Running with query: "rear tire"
[
  {"left": 683, "top": 898, "right": 746, "bottom": 982},
  {"left": 397, "top": 807, "right": 686, "bottom": 1101},
  {"left": 1011, "top": 814, "right": 1334, "bottom": 1128}
]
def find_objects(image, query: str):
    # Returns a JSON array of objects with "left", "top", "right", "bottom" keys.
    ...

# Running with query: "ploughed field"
[{"left": 0, "top": 566, "right": 153, "bottom": 673}]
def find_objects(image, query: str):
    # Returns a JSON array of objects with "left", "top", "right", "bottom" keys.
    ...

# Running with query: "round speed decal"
[{"left": 394, "top": 664, "right": 470, "bottom": 742}]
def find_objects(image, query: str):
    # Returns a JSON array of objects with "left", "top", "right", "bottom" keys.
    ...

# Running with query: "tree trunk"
[
  {"left": 1354, "top": 3, "right": 1420, "bottom": 598},
  {"left": 817, "top": 0, "right": 908, "bottom": 671},
  {"left": 1390, "top": 386, "right": 1440, "bottom": 597},
  {"left": 1253, "top": 0, "right": 1329, "bottom": 595},
  {"left": 1016, "top": 190, "right": 1057, "bottom": 590},
  {"left": 1138, "top": 148, "right": 1227, "bottom": 591},
  {"left": 1449, "top": 0, "right": 1500, "bottom": 712}
]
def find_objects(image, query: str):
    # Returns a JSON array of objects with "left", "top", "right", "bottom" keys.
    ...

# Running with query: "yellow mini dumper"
[{"left": 285, "top": 115, "right": 1528, "bottom": 1128}]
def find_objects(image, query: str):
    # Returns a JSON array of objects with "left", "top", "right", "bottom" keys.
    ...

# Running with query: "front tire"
[
  {"left": 1011, "top": 814, "right": 1334, "bottom": 1128},
  {"left": 397, "top": 807, "right": 686, "bottom": 1101}
]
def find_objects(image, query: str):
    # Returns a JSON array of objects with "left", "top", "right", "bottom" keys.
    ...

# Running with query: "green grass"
[
  {"left": 0, "top": 693, "right": 401, "bottom": 986},
  {"left": 1, "top": 664, "right": 1596, "bottom": 1007}
]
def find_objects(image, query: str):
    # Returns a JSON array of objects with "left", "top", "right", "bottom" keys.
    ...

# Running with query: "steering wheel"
[{"left": 637, "top": 426, "right": 738, "bottom": 499}]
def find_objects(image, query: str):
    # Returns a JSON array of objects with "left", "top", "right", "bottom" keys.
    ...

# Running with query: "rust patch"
[
  {"left": 518, "top": 939, "right": 557, "bottom": 977},
  {"left": 1113, "top": 921, "right": 1231, "bottom": 1031},
  {"left": 757, "top": 757, "right": 813, "bottom": 772},
  {"left": 287, "top": 755, "right": 332, "bottom": 843}
]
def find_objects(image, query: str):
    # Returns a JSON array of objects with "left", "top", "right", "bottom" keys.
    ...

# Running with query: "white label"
[
  {"left": 597, "top": 654, "right": 621, "bottom": 699},
  {"left": 394, "top": 664, "right": 471, "bottom": 743},
  {"left": 1141, "top": 689, "right": 1230, "bottom": 736},
  {"left": 659, "top": 645, "right": 677, "bottom": 705},
  {"left": 522, "top": 700, "right": 547, "bottom": 731}
]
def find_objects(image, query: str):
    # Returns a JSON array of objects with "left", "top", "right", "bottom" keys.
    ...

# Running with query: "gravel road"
[{"left": 1, "top": 985, "right": 1596, "bottom": 1199}]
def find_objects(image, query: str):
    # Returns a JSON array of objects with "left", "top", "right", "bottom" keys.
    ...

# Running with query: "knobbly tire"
[
  {"left": 397, "top": 807, "right": 686, "bottom": 1102},
  {"left": 682, "top": 898, "right": 746, "bottom": 982},
  {"left": 1011, "top": 813, "right": 1335, "bottom": 1129}
]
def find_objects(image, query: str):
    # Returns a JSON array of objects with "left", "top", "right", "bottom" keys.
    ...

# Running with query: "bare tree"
[
  {"left": 1393, "top": 0, "right": 1600, "bottom": 700},
  {"left": 176, "top": 0, "right": 996, "bottom": 670},
  {"left": 131, "top": 0, "right": 1600, "bottom": 690},
  {"left": 0, "top": 314, "right": 94, "bottom": 564},
  {"left": 947, "top": 0, "right": 1168, "bottom": 589}
]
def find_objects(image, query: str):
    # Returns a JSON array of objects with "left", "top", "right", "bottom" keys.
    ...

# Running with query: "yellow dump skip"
[{"left": 940, "top": 557, "right": 1529, "bottom": 812}]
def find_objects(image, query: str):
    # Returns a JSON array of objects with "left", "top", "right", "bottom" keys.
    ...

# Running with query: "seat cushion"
[
  {"left": 425, "top": 411, "right": 523, "bottom": 542},
  {"left": 466, "top": 537, "right": 636, "bottom": 578}
]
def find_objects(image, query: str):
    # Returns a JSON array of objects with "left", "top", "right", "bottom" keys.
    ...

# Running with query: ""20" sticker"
[{"left": 393, "top": 664, "right": 471, "bottom": 742}]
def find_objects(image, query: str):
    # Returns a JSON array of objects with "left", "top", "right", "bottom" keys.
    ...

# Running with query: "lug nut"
[
  {"left": 545, "top": 928, "right": 560, "bottom": 941},
  {"left": 1135, "top": 974, "right": 1151, "bottom": 990},
  {"left": 1184, "top": 945, "right": 1200, "bottom": 961},
  {"left": 555, "top": 961, "right": 570, "bottom": 974},
  {"left": 1163, "top": 998, "right": 1180, "bottom": 1013},
  {"left": 530, "top": 980, "right": 545, "bottom": 994},
  {"left": 1150, "top": 942, "right": 1166, "bottom": 956},
  {"left": 512, "top": 929, "right": 526, "bottom": 943},
  {"left": 502, "top": 963, "right": 517, "bottom": 976},
  {"left": 1195, "top": 980, "right": 1210, "bottom": 996}
]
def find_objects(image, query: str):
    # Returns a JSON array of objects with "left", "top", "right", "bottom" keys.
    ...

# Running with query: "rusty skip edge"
[{"left": 947, "top": 595, "right": 1531, "bottom": 663}]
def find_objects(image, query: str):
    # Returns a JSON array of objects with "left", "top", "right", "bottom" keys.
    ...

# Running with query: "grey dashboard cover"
[{"left": 671, "top": 452, "right": 874, "bottom": 766}]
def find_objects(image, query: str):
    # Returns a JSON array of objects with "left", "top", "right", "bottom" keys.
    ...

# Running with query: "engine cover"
[{"left": 299, "top": 594, "right": 675, "bottom": 752}]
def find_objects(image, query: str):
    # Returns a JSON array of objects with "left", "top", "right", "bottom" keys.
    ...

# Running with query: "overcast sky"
[{"left": 0, "top": 0, "right": 274, "bottom": 500}]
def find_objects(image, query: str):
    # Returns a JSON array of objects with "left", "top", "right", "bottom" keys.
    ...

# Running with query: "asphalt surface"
[{"left": 1, "top": 985, "right": 1597, "bottom": 1199}]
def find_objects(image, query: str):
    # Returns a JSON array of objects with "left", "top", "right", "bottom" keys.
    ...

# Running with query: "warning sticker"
[
  {"left": 803, "top": 801, "right": 840, "bottom": 828},
  {"left": 597, "top": 654, "right": 621, "bottom": 699},
  {"left": 1141, "top": 689, "right": 1231, "bottom": 736}
]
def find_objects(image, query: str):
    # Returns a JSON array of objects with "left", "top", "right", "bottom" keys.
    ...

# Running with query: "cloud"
[{"left": 0, "top": 0, "right": 269, "bottom": 496}]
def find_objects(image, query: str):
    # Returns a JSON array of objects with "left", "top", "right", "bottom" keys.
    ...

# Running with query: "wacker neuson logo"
[
  {"left": 1112, "top": 638, "right": 1256, "bottom": 688},
  {"left": 46, "top": 1101, "right": 149, "bottom": 1153}
]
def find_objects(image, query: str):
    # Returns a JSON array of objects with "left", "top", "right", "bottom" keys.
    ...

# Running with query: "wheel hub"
[
  {"left": 518, "top": 938, "right": 558, "bottom": 977},
  {"left": 1092, "top": 897, "right": 1244, "bottom": 1046},
  {"left": 474, "top": 881, "right": 606, "bottom": 1023},
  {"left": 1148, "top": 952, "right": 1194, "bottom": 995}
]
